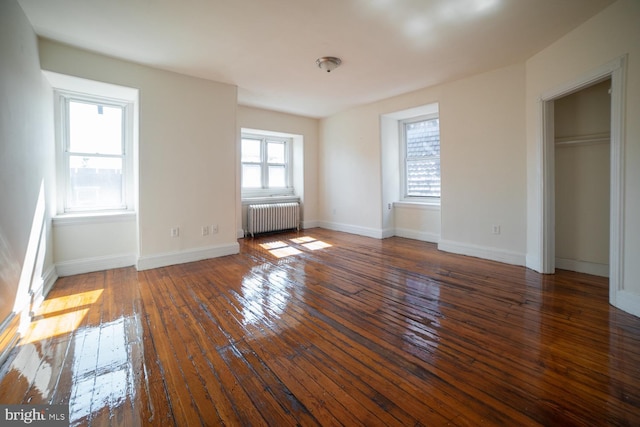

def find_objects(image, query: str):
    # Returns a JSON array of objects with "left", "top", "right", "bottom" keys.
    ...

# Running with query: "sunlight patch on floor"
[
  {"left": 21, "top": 289, "right": 104, "bottom": 344},
  {"left": 259, "top": 235, "right": 332, "bottom": 258},
  {"left": 34, "top": 289, "right": 104, "bottom": 317},
  {"left": 21, "top": 309, "right": 90, "bottom": 345}
]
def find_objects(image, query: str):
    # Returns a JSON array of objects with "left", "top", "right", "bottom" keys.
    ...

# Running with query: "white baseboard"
[
  {"left": 0, "top": 313, "right": 20, "bottom": 367},
  {"left": 555, "top": 258, "right": 609, "bottom": 277},
  {"left": 42, "top": 265, "right": 58, "bottom": 296},
  {"left": 56, "top": 253, "right": 137, "bottom": 277},
  {"left": 394, "top": 228, "right": 439, "bottom": 243},
  {"left": 438, "top": 239, "right": 526, "bottom": 266},
  {"left": 317, "top": 221, "right": 384, "bottom": 239},
  {"left": 136, "top": 243, "right": 239, "bottom": 271},
  {"left": 30, "top": 265, "right": 59, "bottom": 311},
  {"left": 301, "top": 219, "right": 320, "bottom": 229},
  {"left": 526, "top": 254, "right": 543, "bottom": 273},
  {"left": 615, "top": 290, "right": 640, "bottom": 318}
]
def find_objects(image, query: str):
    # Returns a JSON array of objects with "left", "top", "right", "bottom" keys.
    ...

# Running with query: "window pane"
[
  {"left": 68, "top": 155, "right": 123, "bottom": 208},
  {"left": 268, "top": 165, "right": 286, "bottom": 188},
  {"left": 69, "top": 101, "right": 123, "bottom": 155},
  {"left": 242, "top": 139, "right": 261, "bottom": 162},
  {"left": 407, "top": 158, "right": 440, "bottom": 197},
  {"left": 267, "top": 141, "right": 285, "bottom": 164},
  {"left": 242, "top": 164, "right": 262, "bottom": 188},
  {"left": 405, "top": 119, "right": 440, "bottom": 158}
]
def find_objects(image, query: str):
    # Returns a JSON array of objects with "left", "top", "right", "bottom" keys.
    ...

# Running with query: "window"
[
  {"left": 241, "top": 133, "right": 293, "bottom": 197},
  {"left": 56, "top": 91, "right": 134, "bottom": 213},
  {"left": 401, "top": 115, "right": 440, "bottom": 200}
]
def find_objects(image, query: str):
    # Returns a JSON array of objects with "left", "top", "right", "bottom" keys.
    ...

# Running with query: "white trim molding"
[
  {"left": 57, "top": 253, "right": 137, "bottom": 277},
  {"left": 136, "top": 243, "right": 240, "bottom": 271},
  {"left": 301, "top": 220, "right": 320, "bottom": 230},
  {"left": 536, "top": 55, "right": 631, "bottom": 315},
  {"left": 0, "top": 313, "right": 20, "bottom": 367},
  {"left": 438, "top": 240, "right": 526, "bottom": 267},
  {"left": 615, "top": 291, "right": 640, "bottom": 318},
  {"left": 394, "top": 228, "right": 439, "bottom": 243},
  {"left": 53, "top": 211, "right": 136, "bottom": 227},
  {"left": 317, "top": 221, "right": 385, "bottom": 239},
  {"left": 555, "top": 258, "right": 609, "bottom": 278}
]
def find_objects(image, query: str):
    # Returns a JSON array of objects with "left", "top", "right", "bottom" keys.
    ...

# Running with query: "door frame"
[{"left": 539, "top": 55, "right": 626, "bottom": 307}]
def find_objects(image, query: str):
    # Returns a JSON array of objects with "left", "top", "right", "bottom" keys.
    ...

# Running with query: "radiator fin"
[{"left": 247, "top": 202, "right": 300, "bottom": 237}]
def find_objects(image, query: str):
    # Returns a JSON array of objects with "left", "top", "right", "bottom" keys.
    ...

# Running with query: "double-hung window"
[
  {"left": 241, "top": 134, "right": 292, "bottom": 197},
  {"left": 401, "top": 115, "right": 441, "bottom": 201},
  {"left": 57, "top": 92, "right": 134, "bottom": 213}
]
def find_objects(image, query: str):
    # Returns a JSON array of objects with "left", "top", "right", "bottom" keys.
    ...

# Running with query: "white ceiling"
[{"left": 18, "top": 0, "right": 615, "bottom": 118}]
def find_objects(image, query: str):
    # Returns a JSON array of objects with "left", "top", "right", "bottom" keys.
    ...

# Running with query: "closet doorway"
[
  {"left": 540, "top": 56, "right": 626, "bottom": 309},
  {"left": 554, "top": 79, "right": 611, "bottom": 277}
]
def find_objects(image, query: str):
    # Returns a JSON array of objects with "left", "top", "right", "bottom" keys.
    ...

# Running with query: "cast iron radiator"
[{"left": 247, "top": 202, "right": 300, "bottom": 237}]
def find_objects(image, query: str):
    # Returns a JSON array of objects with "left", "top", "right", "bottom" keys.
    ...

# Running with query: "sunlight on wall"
[{"left": 13, "top": 181, "right": 48, "bottom": 334}]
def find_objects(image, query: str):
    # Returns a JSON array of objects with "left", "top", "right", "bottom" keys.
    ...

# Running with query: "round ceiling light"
[{"left": 316, "top": 57, "right": 342, "bottom": 73}]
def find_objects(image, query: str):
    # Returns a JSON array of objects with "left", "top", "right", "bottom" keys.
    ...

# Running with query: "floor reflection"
[
  {"left": 241, "top": 264, "right": 294, "bottom": 327},
  {"left": 7, "top": 342, "right": 53, "bottom": 402},
  {"left": 69, "top": 316, "right": 140, "bottom": 425}
]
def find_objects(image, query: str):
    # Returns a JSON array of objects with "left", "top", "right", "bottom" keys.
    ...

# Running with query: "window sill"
[
  {"left": 52, "top": 211, "right": 136, "bottom": 227},
  {"left": 393, "top": 201, "right": 440, "bottom": 211},
  {"left": 242, "top": 195, "right": 300, "bottom": 205}
]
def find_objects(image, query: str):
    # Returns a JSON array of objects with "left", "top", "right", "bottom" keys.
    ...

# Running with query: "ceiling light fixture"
[{"left": 316, "top": 56, "right": 342, "bottom": 73}]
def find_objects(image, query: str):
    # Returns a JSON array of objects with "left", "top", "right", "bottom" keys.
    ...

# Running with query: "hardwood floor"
[{"left": 1, "top": 228, "right": 639, "bottom": 426}]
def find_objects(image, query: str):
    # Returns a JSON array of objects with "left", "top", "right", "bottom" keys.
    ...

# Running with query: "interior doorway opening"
[
  {"left": 540, "top": 56, "right": 626, "bottom": 309},
  {"left": 553, "top": 79, "right": 611, "bottom": 277}
]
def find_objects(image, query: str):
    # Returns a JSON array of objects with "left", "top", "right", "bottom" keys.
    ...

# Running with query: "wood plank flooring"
[{"left": 1, "top": 228, "right": 639, "bottom": 425}]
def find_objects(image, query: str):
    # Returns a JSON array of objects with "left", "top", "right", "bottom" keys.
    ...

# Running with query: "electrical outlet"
[
  {"left": 491, "top": 225, "right": 501, "bottom": 235},
  {"left": 201, "top": 226, "right": 209, "bottom": 236},
  {"left": 170, "top": 227, "right": 180, "bottom": 238},
  {"left": 211, "top": 224, "right": 218, "bottom": 234},
  {"left": 388, "top": 203, "right": 392, "bottom": 210}
]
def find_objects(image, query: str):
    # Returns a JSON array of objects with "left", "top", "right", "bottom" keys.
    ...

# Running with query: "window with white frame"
[
  {"left": 241, "top": 133, "right": 293, "bottom": 197},
  {"left": 56, "top": 91, "right": 134, "bottom": 213},
  {"left": 401, "top": 115, "right": 441, "bottom": 200}
]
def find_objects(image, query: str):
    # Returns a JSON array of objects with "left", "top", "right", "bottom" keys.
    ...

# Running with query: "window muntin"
[
  {"left": 59, "top": 93, "right": 132, "bottom": 212},
  {"left": 402, "top": 116, "right": 441, "bottom": 200},
  {"left": 241, "top": 134, "right": 292, "bottom": 197}
]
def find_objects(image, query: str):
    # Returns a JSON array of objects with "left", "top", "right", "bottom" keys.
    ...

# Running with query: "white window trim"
[
  {"left": 56, "top": 92, "right": 134, "bottom": 213},
  {"left": 241, "top": 132, "right": 294, "bottom": 199},
  {"left": 400, "top": 113, "right": 441, "bottom": 204},
  {"left": 45, "top": 71, "right": 138, "bottom": 219}
]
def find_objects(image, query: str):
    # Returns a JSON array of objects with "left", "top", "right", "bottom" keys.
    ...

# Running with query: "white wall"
[
  {"left": 320, "top": 63, "right": 527, "bottom": 264},
  {"left": 0, "top": 0, "right": 56, "bottom": 357},
  {"left": 320, "top": 107, "right": 384, "bottom": 237},
  {"left": 52, "top": 215, "right": 138, "bottom": 275},
  {"left": 237, "top": 106, "right": 319, "bottom": 232},
  {"left": 38, "top": 39, "right": 239, "bottom": 270},
  {"left": 526, "top": 0, "right": 640, "bottom": 315}
]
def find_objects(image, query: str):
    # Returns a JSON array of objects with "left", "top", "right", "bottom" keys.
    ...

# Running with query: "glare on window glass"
[
  {"left": 69, "top": 101, "right": 123, "bottom": 155},
  {"left": 268, "top": 165, "right": 286, "bottom": 187},
  {"left": 242, "top": 139, "right": 261, "bottom": 162},
  {"left": 267, "top": 141, "right": 285, "bottom": 163},
  {"left": 242, "top": 164, "right": 262, "bottom": 188}
]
